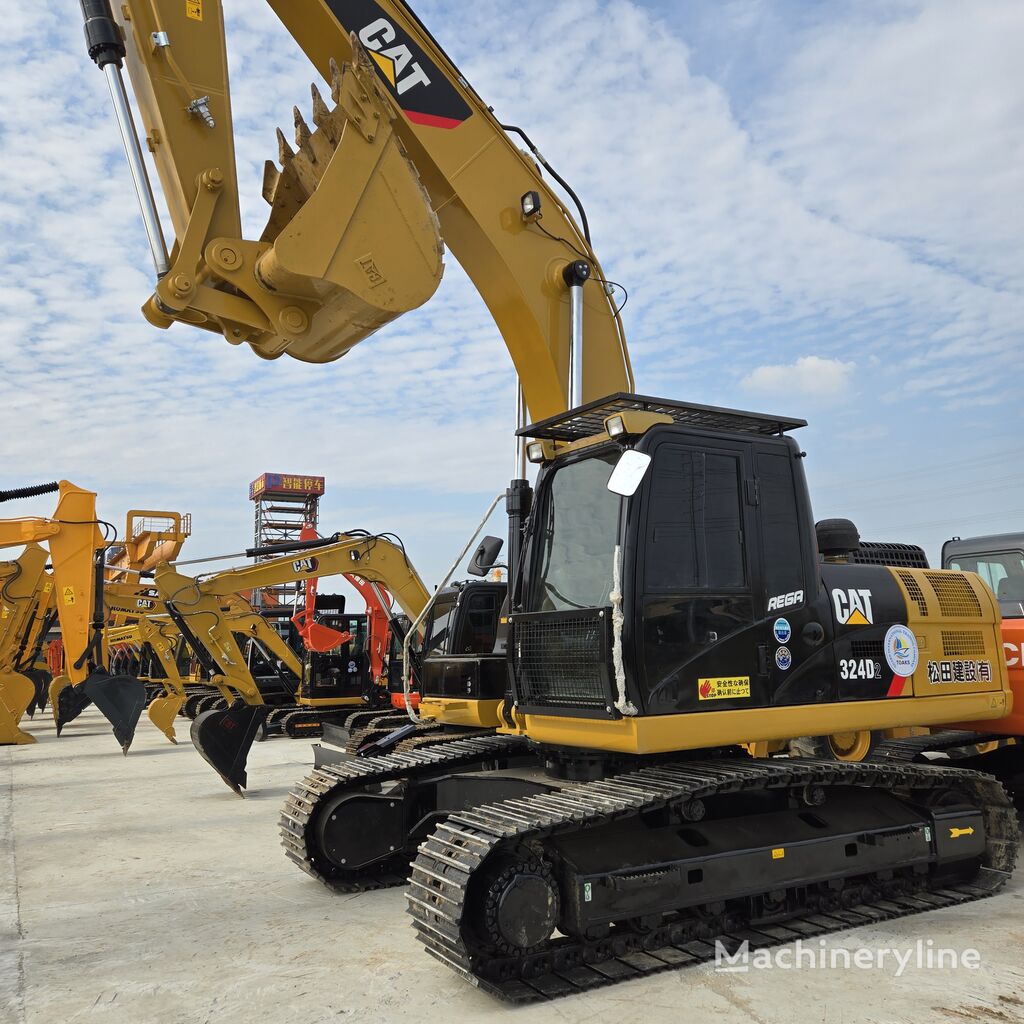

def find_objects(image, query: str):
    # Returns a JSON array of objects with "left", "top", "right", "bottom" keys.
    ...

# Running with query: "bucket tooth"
[
  {"left": 329, "top": 57, "right": 343, "bottom": 103},
  {"left": 293, "top": 106, "right": 313, "bottom": 153},
  {"left": 262, "top": 160, "right": 281, "bottom": 204},
  {"left": 276, "top": 127, "right": 295, "bottom": 165},
  {"left": 311, "top": 83, "right": 332, "bottom": 131}
]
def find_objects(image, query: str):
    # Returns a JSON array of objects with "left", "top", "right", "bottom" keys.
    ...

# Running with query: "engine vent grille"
[
  {"left": 850, "top": 639, "right": 885, "bottom": 662},
  {"left": 895, "top": 570, "right": 929, "bottom": 617},
  {"left": 511, "top": 609, "right": 611, "bottom": 709},
  {"left": 925, "top": 572, "right": 983, "bottom": 618},
  {"left": 941, "top": 630, "right": 988, "bottom": 657},
  {"left": 851, "top": 542, "right": 929, "bottom": 569}
]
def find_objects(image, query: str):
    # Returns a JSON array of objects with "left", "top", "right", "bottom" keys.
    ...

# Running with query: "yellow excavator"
[
  {"left": 82, "top": 0, "right": 1019, "bottom": 1002},
  {"left": 0, "top": 481, "right": 148, "bottom": 750},
  {"left": 0, "top": 545, "right": 56, "bottom": 742},
  {"left": 103, "top": 585, "right": 199, "bottom": 742},
  {"left": 150, "top": 530, "right": 431, "bottom": 793}
]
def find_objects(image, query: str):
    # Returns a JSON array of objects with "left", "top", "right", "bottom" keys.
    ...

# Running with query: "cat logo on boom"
[
  {"left": 327, "top": 1, "right": 472, "bottom": 129},
  {"left": 293, "top": 557, "right": 319, "bottom": 574},
  {"left": 832, "top": 588, "right": 873, "bottom": 626},
  {"left": 359, "top": 19, "right": 432, "bottom": 96}
]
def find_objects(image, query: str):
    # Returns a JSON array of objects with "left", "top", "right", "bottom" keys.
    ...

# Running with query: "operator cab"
[
  {"left": 296, "top": 594, "right": 375, "bottom": 702},
  {"left": 511, "top": 394, "right": 998, "bottom": 724},
  {"left": 943, "top": 534, "right": 1024, "bottom": 620},
  {"left": 419, "top": 580, "right": 507, "bottom": 702}
]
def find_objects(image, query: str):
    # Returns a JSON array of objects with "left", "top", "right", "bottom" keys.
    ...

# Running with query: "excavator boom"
[{"left": 83, "top": 0, "right": 632, "bottom": 420}]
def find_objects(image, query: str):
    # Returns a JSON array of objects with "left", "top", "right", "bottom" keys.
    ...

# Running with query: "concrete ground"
[{"left": 2, "top": 707, "right": 1023, "bottom": 1024}]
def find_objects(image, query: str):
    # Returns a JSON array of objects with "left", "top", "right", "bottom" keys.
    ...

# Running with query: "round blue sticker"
[
  {"left": 775, "top": 646, "right": 793, "bottom": 671},
  {"left": 773, "top": 618, "right": 792, "bottom": 644}
]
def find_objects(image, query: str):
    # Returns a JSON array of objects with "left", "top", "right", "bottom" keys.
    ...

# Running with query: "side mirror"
[
  {"left": 468, "top": 535, "right": 504, "bottom": 577},
  {"left": 607, "top": 450, "right": 651, "bottom": 497}
]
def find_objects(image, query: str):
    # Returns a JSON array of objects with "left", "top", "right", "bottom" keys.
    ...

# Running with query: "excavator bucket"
[
  {"left": 147, "top": 692, "right": 186, "bottom": 744},
  {"left": 82, "top": 670, "right": 147, "bottom": 754},
  {"left": 302, "top": 621, "right": 349, "bottom": 653},
  {"left": 0, "top": 671, "right": 36, "bottom": 744},
  {"left": 50, "top": 674, "right": 89, "bottom": 734},
  {"left": 190, "top": 703, "right": 271, "bottom": 796},
  {"left": 24, "top": 668, "right": 51, "bottom": 717}
]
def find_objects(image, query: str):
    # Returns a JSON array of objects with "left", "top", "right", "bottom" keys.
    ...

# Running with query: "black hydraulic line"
[
  {"left": 245, "top": 533, "right": 345, "bottom": 559},
  {"left": 499, "top": 123, "right": 592, "bottom": 246},
  {"left": 73, "top": 550, "right": 108, "bottom": 671},
  {"left": 389, "top": 2, "right": 593, "bottom": 247},
  {"left": 0, "top": 482, "right": 59, "bottom": 504}
]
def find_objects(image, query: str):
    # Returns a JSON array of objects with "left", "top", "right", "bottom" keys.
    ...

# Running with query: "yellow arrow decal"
[{"left": 949, "top": 827, "right": 975, "bottom": 839}]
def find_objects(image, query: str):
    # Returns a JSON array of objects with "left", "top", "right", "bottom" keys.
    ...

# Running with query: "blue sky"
[{"left": 1, "top": 0, "right": 1021, "bottom": 594}]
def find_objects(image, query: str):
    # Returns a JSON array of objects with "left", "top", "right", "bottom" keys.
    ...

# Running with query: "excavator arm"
[
  {"left": 82, "top": 0, "right": 632, "bottom": 420},
  {"left": 152, "top": 531, "right": 429, "bottom": 792}
]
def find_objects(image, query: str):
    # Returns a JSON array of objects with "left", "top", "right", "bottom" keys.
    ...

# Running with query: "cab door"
[{"left": 635, "top": 437, "right": 763, "bottom": 714}]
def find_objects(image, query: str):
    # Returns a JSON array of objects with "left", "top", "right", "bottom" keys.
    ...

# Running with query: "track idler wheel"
[
  {"left": 147, "top": 692, "right": 187, "bottom": 744},
  {"left": 83, "top": 670, "right": 147, "bottom": 754},
  {"left": 473, "top": 847, "right": 560, "bottom": 955},
  {"left": 51, "top": 675, "right": 91, "bottom": 734},
  {"left": 0, "top": 671, "right": 36, "bottom": 744},
  {"left": 190, "top": 703, "right": 271, "bottom": 796}
]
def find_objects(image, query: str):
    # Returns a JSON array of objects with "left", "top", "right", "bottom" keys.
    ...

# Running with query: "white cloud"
[
  {"left": 0, "top": 0, "right": 1020, "bottom": 576},
  {"left": 741, "top": 355, "right": 855, "bottom": 399}
]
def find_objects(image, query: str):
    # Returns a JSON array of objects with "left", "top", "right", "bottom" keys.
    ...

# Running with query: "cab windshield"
[{"left": 530, "top": 452, "right": 621, "bottom": 612}]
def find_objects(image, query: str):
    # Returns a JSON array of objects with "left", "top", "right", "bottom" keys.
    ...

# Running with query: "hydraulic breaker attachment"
[
  {"left": 0, "top": 671, "right": 36, "bottom": 744},
  {"left": 83, "top": 670, "right": 147, "bottom": 754},
  {"left": 190, "top": 703, "right": 271, "bottom": 796},
  {"left": 147, "top": 691, "right": 186, "bottom": 744}
]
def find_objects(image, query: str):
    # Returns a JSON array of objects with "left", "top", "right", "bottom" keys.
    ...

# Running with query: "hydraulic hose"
[{"left": 0, "top": 482, "right": 60, "bottom": 504}]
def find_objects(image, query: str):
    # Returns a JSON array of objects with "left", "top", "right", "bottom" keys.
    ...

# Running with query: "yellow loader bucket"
[
  {"left": 0, "top": 670, "right": 36, "bottom": 744},
  {"left": 147, "top": 692, "right": 187, "bottom": 744}
]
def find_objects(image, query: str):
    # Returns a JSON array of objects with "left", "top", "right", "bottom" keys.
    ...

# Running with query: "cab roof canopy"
[{"left": 519, "top": 393, "right": 807, "bottom": 444}]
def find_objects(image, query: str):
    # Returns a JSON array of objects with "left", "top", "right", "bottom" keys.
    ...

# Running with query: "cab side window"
[
  {"left": 644, "top": 445, "right": 745, "bottom": 591},
  {"left": 453, "top": 590, "right": 502, "bottom": 654},
  {"left": 756, "top": 451, "right": 804, "bottom": 598}
]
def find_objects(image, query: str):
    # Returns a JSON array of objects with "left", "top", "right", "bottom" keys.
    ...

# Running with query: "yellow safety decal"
[
  {"left": 186, "top": 1, "right": 203, "bottom": 21},
  {"left": 1, "top": 606, "right": 9, "bottom": 619},
  {"left": 772, "top": 848, "right": 785, "bottom": 860},
  {"left": 43, "top": 581, "right": 53, "bottom": 593},
  {"left": 949, "top": 827, "right": 975, "bottom": 839},
  {"left": 62, "top": 587, "right": 76, "bottom": 606},
  {"left": 698, "top": 676, "right": 750, "bottom": 701}
]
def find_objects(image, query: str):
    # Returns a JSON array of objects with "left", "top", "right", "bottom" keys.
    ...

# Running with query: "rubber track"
[
  {"left": 278, "top": 734, "right": 532, "bottom": 892},
  {"left": 405, "top": 758, "right": 1018, "bottom": 1003}
]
